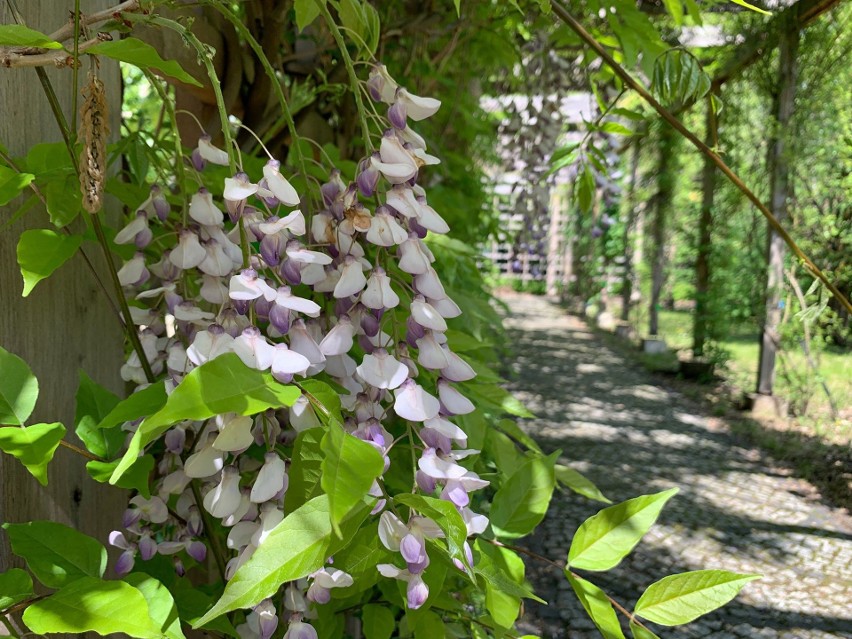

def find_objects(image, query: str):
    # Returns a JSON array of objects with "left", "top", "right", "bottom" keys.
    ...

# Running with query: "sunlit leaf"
[
  {"left": 634, "top": 570, "right": 761, "bottom": 625},
  {"left": 16, "top": 229, "right": 81, "bottom": 297},
  {"left": 0, "top": 568, "right": 33, "bottom": 611},
  {"left": 490, "top": 451, "right": 558, "bottom": 538},
  {"left": 321, "top": 418, "right": 384, "bottom": 535},
  {"left": 0, "top": 422, "right": 65, "bottom": 486},
  {"left": 729, "top": 0, "right": 771, "bottom": 15},
  {"left": 568, "top": 488, "right": 678, "bottom": 571},
  {"left": 111, "top": 354, "right": 299, "bottom": 483},
  {"left": 124, "top": 573, "right": 186, "bottom": 639},
  {"left": 87, "top": 37, "right": 202, "bottom": 86},
  {"left": 0, "top": 166, "right": 35, "bottom": 206},
  {"left": 194, "top": 496, "right": 369, "bottom": 626},
  {"left": 3, "top": 521, "right": 107, "bottom": 588},
  {"left": 0, "top": 25, "right": 62, "bottom": 49},
  {"left": 0, "top": 346, "right": 38, "bottom": 426},
  {"left": 22, "top": 576, "right": 160, "bottom": 639},
  {"left": 566, "top": 572, "right": 625, "bottom": 639},
  {"left": 555, "top": 464, "right": 611, "bottom": 503}
]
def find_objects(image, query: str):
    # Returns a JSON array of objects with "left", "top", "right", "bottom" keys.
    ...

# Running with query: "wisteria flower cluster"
[{"left": 108, "top": 62, "right": 490, "bottom": 634}]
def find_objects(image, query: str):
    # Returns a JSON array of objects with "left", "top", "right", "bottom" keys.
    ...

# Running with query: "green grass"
[{"left": 631, "top": 309, "right": 851, "bottom": 422}]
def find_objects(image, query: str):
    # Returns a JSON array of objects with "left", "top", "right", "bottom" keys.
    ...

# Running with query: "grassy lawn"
[{"left": 636, "top": 310, "right": 851, "bottom": 428}]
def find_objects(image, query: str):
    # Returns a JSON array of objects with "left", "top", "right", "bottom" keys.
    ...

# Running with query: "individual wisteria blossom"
[{"left": 108, "top": 60, "right": 490, "bottom": 627}]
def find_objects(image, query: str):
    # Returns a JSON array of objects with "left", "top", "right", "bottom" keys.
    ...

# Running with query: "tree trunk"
[
  {"left": 756, "top": 19, "right": 800, "bottom": 395},
  {"left": 0, "top": 1, "right": 126, "bottom": 575},
  {"left": 693, "top": 94, "right": 719, "bottom": 357},
  {"left": 649, "top": 125, "right": 678, "bottom": 336},
  {"left": 620, "top": 138, "right": 642, "bottom": 321}
]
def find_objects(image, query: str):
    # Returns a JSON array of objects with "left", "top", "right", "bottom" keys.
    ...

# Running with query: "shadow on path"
[{"left": 499, "top": 293, "right": 852, "bottom": 639}]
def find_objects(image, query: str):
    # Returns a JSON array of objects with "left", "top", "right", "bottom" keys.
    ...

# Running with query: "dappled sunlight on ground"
[{"left": 499, "top": 293, "right": 852, "bottom": 639}]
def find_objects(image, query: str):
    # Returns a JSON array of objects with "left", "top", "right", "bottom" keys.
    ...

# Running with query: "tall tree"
[
  {"left": 620, "top": 137, "right": 643, "bottom": 321},
  {"left": 648, "top": 123, "right": 678, "bottom": 336},
  {"left": 693, "top": 93, "right": 719, "bottom": 357},
  {"left": 756, "top": 17, "right": 800, "bottom": 395}
]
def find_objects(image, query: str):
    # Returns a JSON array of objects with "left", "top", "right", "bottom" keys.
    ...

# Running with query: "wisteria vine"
[{"left": 108, "top": 62, "right": 489, "bottom": 638}]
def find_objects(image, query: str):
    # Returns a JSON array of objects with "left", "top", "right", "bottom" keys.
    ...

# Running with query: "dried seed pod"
[{"left": 79, "top": 72, "right": 108, "bottom": 213}]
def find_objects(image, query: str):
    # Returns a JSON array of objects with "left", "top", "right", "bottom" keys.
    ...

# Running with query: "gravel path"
[{"left": 500, "top": 293, "right": 852, "bottom": 639}]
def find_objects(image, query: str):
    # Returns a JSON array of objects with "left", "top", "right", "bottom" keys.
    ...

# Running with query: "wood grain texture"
[{"left": 0, "top": 0, "right": 127, "bottom": 584}]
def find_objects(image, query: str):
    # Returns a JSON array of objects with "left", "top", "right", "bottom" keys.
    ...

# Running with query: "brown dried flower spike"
[{"left": 80, "top": 72, "right": 108, "bottom": 213}]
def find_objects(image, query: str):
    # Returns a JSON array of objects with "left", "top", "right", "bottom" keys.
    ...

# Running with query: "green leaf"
[
  {"left": 565, "top": 572, "right": 625, "bottom": 639},
  {"left": 412, "top": 610, "right": 444, "bottom": 639},
  {"left": 16, "top": 229, "right": 82, "bottom": 297},
  {"left": 630, "top": 620, "right": 661, "bottom": 639},
  {"left": 476, "top": 542, "right": 527, "bottom": 628},
  {"left": 321, "top": 419, "right": 384, "bottom": 535},
  {"left": 87, "top": 38, "right": 202, "bottom": 86},
  {"left": 43, "top": 170, "right": 81, "bottom": 227},
  {"left": 298, "top": 378, "right": 343, "bottom": 424},
  {"left": 339, "top": 0, "right": 367, "bottom": 45},
  {"left": 75, "top": 371, "right": 122, "bottom": 458},
  {"left": 87, "top": 455, "right": 154, "bottom": 498},
  {"left": 394, "top": 494, "right": 470, "bottom": 570},
  {"left": 362, "top": 603, "right": 395, "bottom": 639},
  {"left": 473, "top": 547, "right": 545, "bottom": 604},
  {"left": 194, "top": 495, "right": 369, "bottom": 626},
  {"left": 495, "top": 417, "right": 541, "bottom": 452},
  {"left": 0, "top": 568, "right": 34, "bottom": 611},
  {"left": 609, "top": 107, "right": 645, "bottom": 121},
  {"left": 361, "top": 1, "right": 380, "bottom": 54},
  {"left": 22, "top": 576, "right": 161, "bottom": 639},
  {"left": 568, "top": 488, "right": 678, "bottom": 571},
  {"left": 0, "top": 166, "right": 35, "bottom": 206},
  {"left": 576, "top": 165, "right": 595, "bottom": 213},
  {"left": 0, "top": 25, "right": 63, "bottom": 49},
  {"left": 600, "top": 121, "right": 634, "bottom": 136},
  {"left": 171, "top": 583, "right": 238, "bottom": 637},
  {"left": 3, "top": 521, "right": 107, "bottom": 588},
  {"left": 295, "top": 0, "right": 325, "bottom": 32},
  {"left": 662, "top": 0, "right": 684, "bottom": 26},
  {"left": 463, "top": 383, "right": 533, "bottom": 418},
  {"left": 284, "top": 427, "right": 325, "bottom": 511},
  {"left": 111, "top": 354, "right": 299, "bottom": 483},
  {"left": 453, "top": 0, "right": 462, "bottom": 16},
  {"left": 634, "top": 570, "right": 761, "bottom": 626},
  {"left": 490, "top": 451, "right": 558, "bottom": 538},
  {"left": 729, "top": 0, "right": 771, "bottom": 15},
  {"left": 555, "top": 464, "right": 612, "bottom": 503},
  {"left": 124, "top": 573, "right": 186, "bottom": 639},
  {"left": 0, "top": 422, "right": 65, "bottom": 485},
  {"left": 96, "top": 381, "right": 167, "bottom": 430},
  {"left": 0, "top": 346, "right": 38, "bottom": 426}
]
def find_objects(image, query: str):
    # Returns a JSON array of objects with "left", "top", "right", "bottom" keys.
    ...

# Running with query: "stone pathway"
[{"left": 500, "top": 293, "right": 852, "bottom": 639}]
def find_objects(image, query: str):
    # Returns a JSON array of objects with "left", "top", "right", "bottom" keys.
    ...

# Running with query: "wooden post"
[
  {"left": 757, "top": 17, "right": 800, "bottom": 395},
  {"left": 0, "top": 1, "right": 126, "bottom": 569}
]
